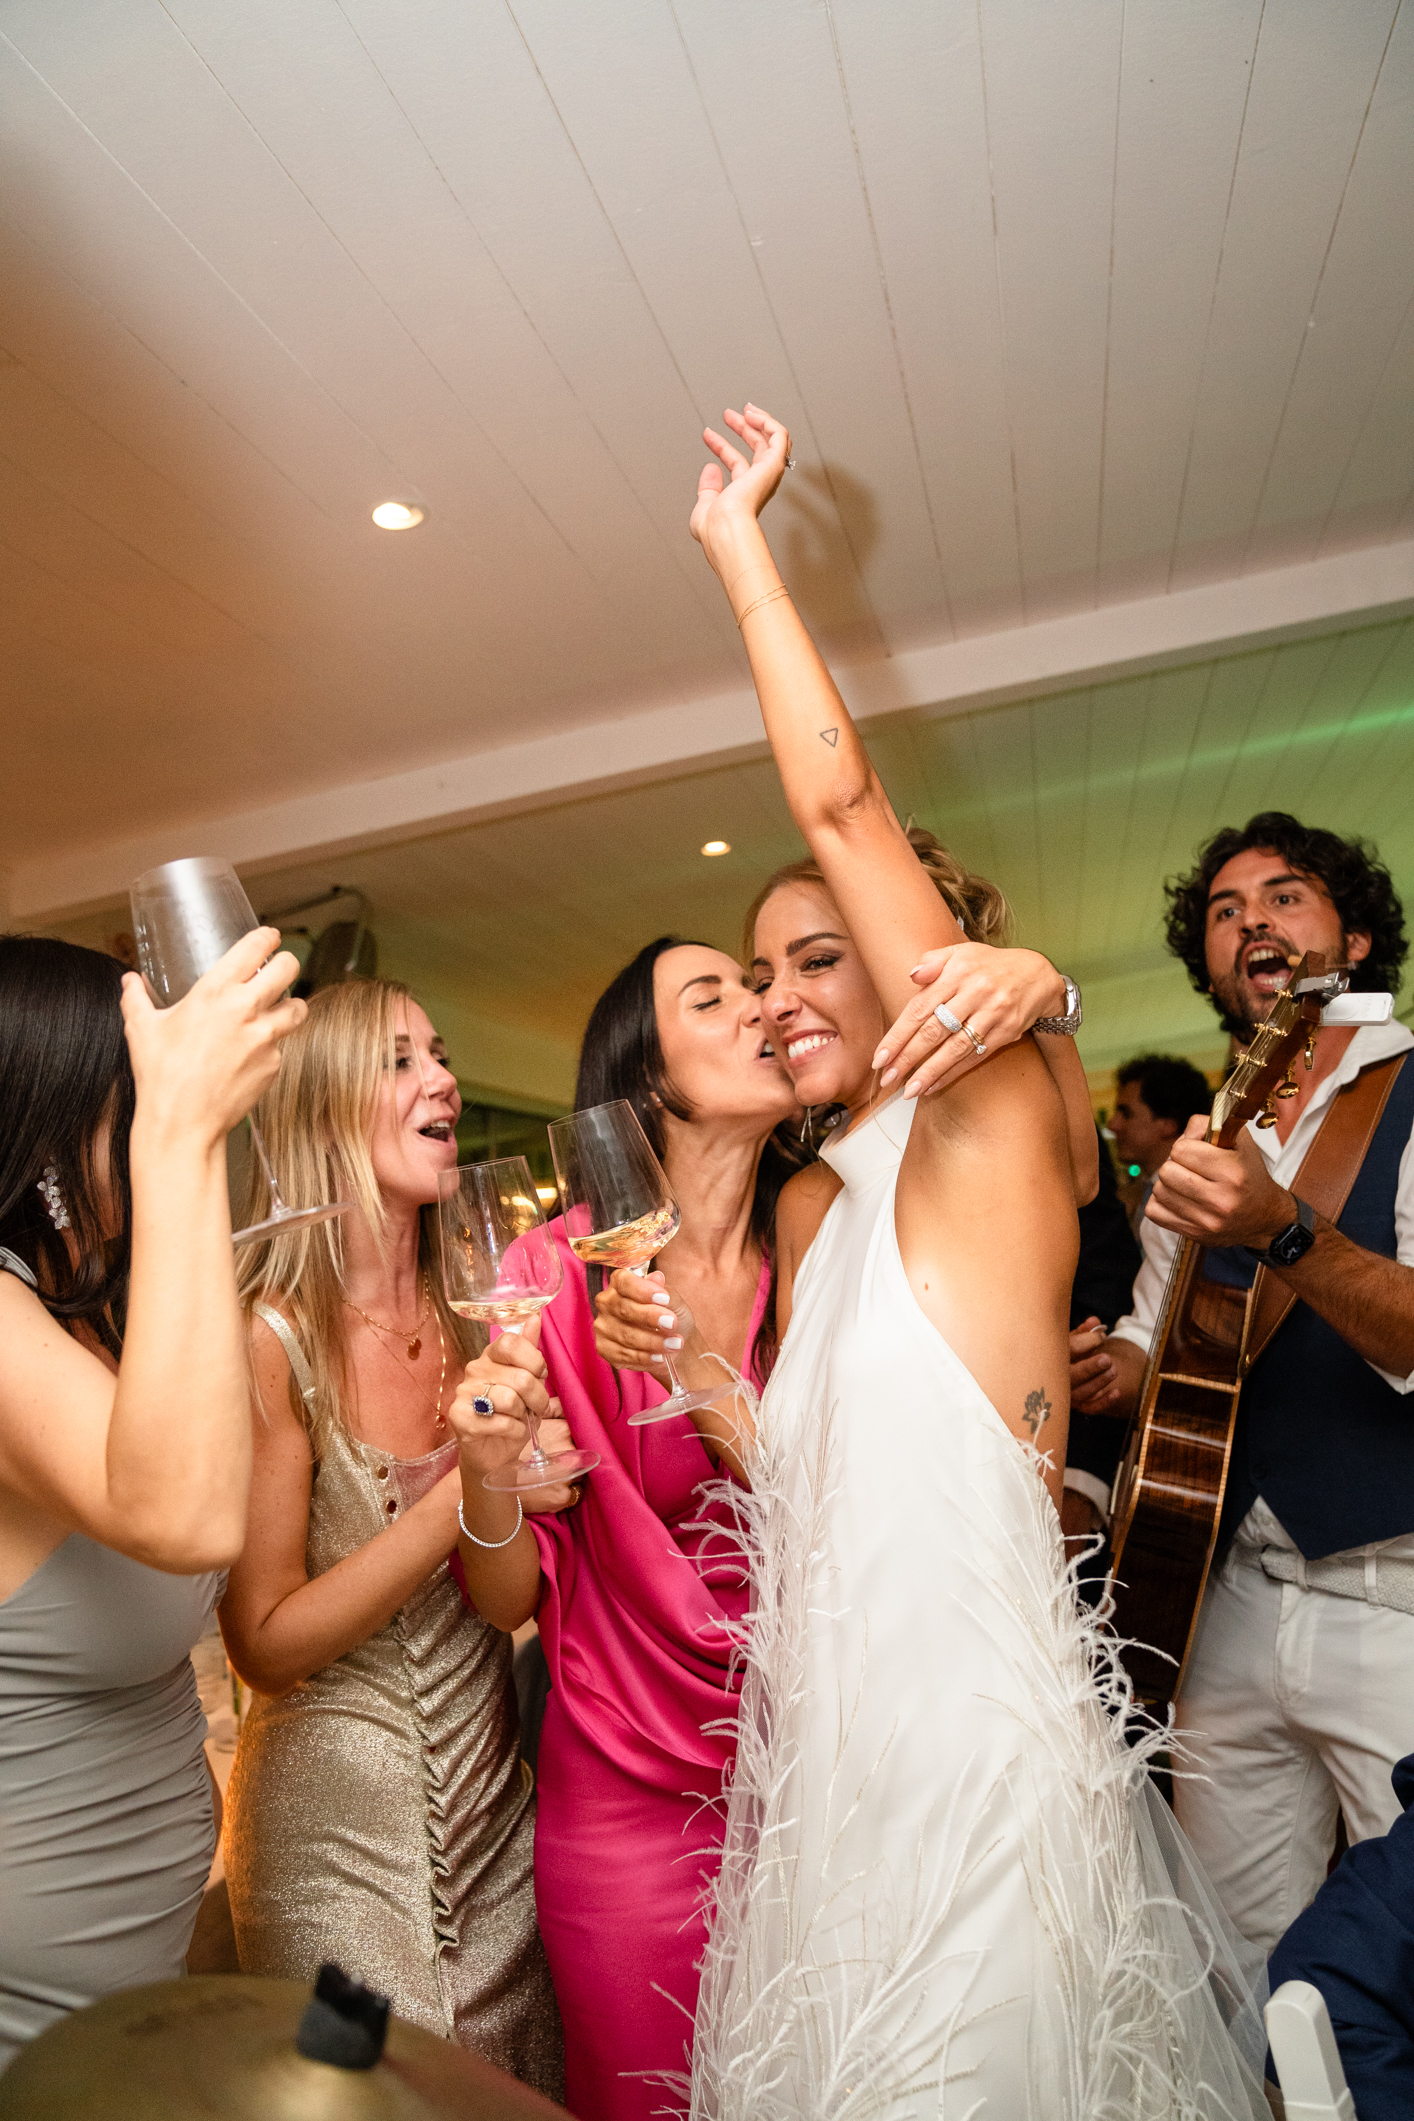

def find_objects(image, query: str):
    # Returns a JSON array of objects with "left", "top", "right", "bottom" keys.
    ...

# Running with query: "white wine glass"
[
  {"left": 129, "top": 857, "right": 353, "bottom": 1248},
  {"left": 438, "top": 1156, "right": 600, "bottom": 1493},
  {"left": 547, "top": 1101, "right": 722, "bottom": 1426}
]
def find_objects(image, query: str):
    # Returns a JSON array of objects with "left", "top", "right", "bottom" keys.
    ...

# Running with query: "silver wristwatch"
[{"left": 1033, "top": 975, "right": 1082, "bottom": 1036}]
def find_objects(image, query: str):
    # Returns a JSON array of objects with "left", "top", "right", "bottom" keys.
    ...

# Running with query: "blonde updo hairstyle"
[
  {"left": 235, "top": 978, "right": 478, "bottom": 1443},
  {"left": 742, "top": 825, "right": 1010, "bottom": 964}
]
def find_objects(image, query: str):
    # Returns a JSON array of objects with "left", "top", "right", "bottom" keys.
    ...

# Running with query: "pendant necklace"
[{"left": 344, "top": 1278, "right": 432, "bottom": 1362}]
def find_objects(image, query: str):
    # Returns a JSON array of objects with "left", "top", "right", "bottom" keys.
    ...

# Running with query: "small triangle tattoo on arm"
[{"left": 819, "top": 727, "right": 839, "bottom": 746}]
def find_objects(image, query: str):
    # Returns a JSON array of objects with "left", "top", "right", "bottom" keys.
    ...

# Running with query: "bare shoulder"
[
  {"left": 0, "top": 1273, "right": 108, "bottom": 1413},
  {"left": 777, "top": 1159, "right": 843, "bottom": 1243},
  {"left": 773, "top": 1160, "right": 844, "bottom": 1338},
  {"left": 246, "top": 1307, "right": 311, "bottom": 1439}
]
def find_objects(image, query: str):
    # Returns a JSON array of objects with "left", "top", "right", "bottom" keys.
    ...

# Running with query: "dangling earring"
[
  {"left": 800, "top": 1107, "right": 816, "bottom": 1148},
  {"left": 37, "top": 1166, "right": 70, "bottom": 1231}
]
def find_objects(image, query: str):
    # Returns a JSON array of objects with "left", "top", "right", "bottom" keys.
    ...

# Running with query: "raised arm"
[
  {"left": 0, "top": 932, "right": 304, "bottom": 1577},
  {"left": 691, "top": 405, "right": 960, "bottom": 1019}
]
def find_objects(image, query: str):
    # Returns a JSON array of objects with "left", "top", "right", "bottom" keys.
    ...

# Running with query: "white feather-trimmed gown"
[{"left": 690, "top": 1099, "right": 1268, "bottom": 2120}]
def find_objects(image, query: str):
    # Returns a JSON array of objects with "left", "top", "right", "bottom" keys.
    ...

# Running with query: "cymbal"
[{"left": 0, "top": 1974, "right": 569, "bottom": 2121}]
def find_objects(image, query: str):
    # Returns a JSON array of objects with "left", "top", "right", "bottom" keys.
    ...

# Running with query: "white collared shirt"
[{"left": 1108, "top": 1019, "right": 1414, "bottom": 1561}]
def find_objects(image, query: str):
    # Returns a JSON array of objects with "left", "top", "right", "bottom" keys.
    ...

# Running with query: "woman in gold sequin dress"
[{"left": 219, "top": 981, "right": 564, "bottom": 2098}]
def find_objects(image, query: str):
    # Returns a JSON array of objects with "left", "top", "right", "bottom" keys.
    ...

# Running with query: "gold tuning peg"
[
  {"left": 1275, "top": 1062, "right": 1299, "bottom": 1101},
  {"left": 1256, "top": 1092, "right": 1279, "bottom": 1129},
  {"left": 1304, "top": 1029, "right": 1318, "bottom": 1071}
]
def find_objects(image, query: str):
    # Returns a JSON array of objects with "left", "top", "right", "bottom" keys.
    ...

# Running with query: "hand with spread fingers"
[
  {"left": 448, "top": 1329, "right": 581, "bottom": 1515},
  {"left": 592, "top": 1267, "right": 687, "bottom": 1378},
  {"left": 872, "top": 944, "right": 1067, "bottom": 1099},
  {"left": 690, "top": 403, "right": 793, "bottom": 569}
]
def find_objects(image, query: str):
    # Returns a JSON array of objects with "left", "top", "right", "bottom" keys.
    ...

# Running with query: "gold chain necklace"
[
  {"left": 343, "top": 1278, "right": 432, "bottom": 1361},
  {"left": 352, "top": 1305, "right": 449, "bottom": 1435}
]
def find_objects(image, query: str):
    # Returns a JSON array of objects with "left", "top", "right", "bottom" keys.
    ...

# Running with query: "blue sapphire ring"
[{"left": 471, "top": 1392, "right": 496, "bottom": 1418}]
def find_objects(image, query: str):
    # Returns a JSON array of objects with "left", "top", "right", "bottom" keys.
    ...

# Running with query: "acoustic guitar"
[{"left": 1106, "top": 951, "right": 1350, "bottom": 1709}]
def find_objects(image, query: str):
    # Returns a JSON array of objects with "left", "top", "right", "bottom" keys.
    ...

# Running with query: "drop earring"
[{"left": 38, "top": 1166, "right": 70, "bottom": 1231}]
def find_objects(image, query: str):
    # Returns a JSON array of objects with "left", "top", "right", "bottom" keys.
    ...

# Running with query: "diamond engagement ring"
[
  {"left": 471, "top": 1393, "right": 496, "bottom": 1418},
  {"left": 934, "top": 1002, "right": 986, "bottom": 1056}
]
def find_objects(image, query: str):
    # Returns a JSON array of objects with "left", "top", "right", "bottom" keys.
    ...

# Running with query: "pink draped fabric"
[{"left": 525, "top": 1223, "right": 764, "bottom": 2121}]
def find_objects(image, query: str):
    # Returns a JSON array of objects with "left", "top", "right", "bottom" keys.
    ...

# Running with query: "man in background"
[
  {"left": 1071, "top": 810, "right": 1414, "bottom": 1958},
  {"left": 1109, "top": 1052, "right": 1213, "bottom": 1234}
]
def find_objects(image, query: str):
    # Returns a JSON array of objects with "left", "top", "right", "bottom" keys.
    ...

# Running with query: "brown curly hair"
[
  {"left": 741, "top": 826, "right": 1010, "bottom": 965},
  {"left": 1164, "top": 811, "right": 1407, "bottom": 1036}
]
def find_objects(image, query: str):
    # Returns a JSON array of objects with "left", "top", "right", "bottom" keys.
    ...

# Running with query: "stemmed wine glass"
[
  {"left": 438, "top": 1156, "right": 600, "bottom": 1493},
  {"left": 547, "top": 1101, "right": 722, "bottom": 1426},
  {"left": 129, "top": 857, "right": 353, "bottom": 1248}
]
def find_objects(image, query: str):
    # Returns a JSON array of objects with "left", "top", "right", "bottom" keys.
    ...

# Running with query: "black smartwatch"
[{"left": 1245, "top": 1195, "right": 1316, "bottom": 1269}]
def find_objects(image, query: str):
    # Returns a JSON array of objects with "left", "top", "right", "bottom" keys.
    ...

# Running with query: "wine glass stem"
[
  {"left": 662, "top": 1353, "right": 689, "bottom": 1400},
  {"left": 247, "top": 1118, "right": 290, "bottom": 1217},
  {"left": 496, "top": 1311, "right": 549, "bottom": 1465}
]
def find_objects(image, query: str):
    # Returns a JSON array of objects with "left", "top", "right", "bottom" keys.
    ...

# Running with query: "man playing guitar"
[{"left": 1073, "top": 809, "right": 1414, "bottom": 1956}]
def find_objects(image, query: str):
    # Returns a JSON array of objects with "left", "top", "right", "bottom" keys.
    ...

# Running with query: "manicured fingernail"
[
  {"left": 656, "top": 1313, "right": 676, "bottom": 1330},
  {"left": 663, "top": 1337, "right": 684, "bottom": 1351},
  {"left": 904, "top": 1078, "right": 922, "bottom": 1098},
  {"left": 879, "top": 1067, "right": 897, "bottom": 1087}
]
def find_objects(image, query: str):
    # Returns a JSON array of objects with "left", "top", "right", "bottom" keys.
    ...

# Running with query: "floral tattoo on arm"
[{"left": 1022, "top": 1387, "right": 1053, "bottom": 1437}]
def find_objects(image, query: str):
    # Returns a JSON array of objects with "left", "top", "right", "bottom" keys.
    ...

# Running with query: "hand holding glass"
[
  {"left": 129, "top": 857, "right": 351, "bottom": 1247},
  {"left": 438, "top": 1156, "right": 600, "bottom": 1493},
  {"left": 547, "top": 1101, "right": 722, "bottom": 1426}
]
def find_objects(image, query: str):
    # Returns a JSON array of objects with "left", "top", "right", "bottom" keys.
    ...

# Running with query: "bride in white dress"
[{"left": 665, "top": 403, "right": 1269, "bottom": 2119}]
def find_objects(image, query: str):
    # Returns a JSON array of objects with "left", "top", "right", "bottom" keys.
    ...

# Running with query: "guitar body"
[
  {"left": 1107, "top": 952, "right": 1343, "bottom": 1712},
  {"left": 1108, "top": 1250, "right": 1248, "bottom": 1706}
]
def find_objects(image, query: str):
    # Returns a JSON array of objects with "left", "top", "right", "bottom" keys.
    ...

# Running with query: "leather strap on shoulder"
[
  {"left": 252, "top": 1301, "right": 317, "bottom": 1409},
  {"left": 1243, "top": 1052, "right": 1407, "bottom": 1374}
]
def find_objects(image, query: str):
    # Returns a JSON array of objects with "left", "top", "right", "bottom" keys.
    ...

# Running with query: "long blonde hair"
[
  {"left": 235, "top": 979, "right": 478, "bottom": 1442},
  {"left": 740, "top": 825, "right": 1011, "bottom": 963}
]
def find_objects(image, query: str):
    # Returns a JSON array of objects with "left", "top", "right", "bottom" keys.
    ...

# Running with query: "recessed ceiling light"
[
  {"left": 372, "top": 501, "right": 425, "bottom": 530},
  {"left": 701, "top": 839, "right": 731, "bottom": 857}
]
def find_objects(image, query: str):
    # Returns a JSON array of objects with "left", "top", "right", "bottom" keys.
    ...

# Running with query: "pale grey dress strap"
[
  {"left": 253, "top": 1303, "right": 317, "bottom": 1409},
  {"left": 0, "top": 1246, "right": 38, "bottom": 1288}
]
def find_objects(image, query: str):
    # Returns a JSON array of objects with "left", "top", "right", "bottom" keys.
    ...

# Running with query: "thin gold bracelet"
[
  {"left": 736, "top": 585, "right": 793, "bottom": 630},
  {"left": 723, "top": 559, "right": 779, "bottom": 600}
]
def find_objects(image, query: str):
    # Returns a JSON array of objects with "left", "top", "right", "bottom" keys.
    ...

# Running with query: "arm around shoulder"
[{"left": 1033, "top": 1033, "right": 1100, "bottom": 1204}]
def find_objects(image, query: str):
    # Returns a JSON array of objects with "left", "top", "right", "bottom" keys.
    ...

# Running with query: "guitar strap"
[{"left": 1241, "top": 1051, "right": 1407, "bottom": 1375}]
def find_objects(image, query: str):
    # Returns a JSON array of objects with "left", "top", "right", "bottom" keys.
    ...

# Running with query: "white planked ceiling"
[
  {"left": 53, "top": 610, "right": 1414, "bottom": 1102},
  {"left": 6, "top": 0, "right": 1414, "bottom": 1098}
]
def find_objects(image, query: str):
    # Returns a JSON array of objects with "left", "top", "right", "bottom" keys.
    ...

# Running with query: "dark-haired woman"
[
  {"left": 0, "top": 929, "right": 303, "bottom": 2066},
  {"left": 450, "top": 933, "right": 1062, "bottom": 2121}
]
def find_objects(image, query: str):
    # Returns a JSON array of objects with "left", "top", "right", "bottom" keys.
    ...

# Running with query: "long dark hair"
[
  {"left": 574, "top": 936, "right": 810, "bottom": 1383},
  {"left": 0, "top": 936, "right": 136, "bottom": 1354}
]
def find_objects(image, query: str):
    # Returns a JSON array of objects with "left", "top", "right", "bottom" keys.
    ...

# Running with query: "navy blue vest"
[{"left": 1201, "top": 1053, "right": 1414, "bottom": 1560}]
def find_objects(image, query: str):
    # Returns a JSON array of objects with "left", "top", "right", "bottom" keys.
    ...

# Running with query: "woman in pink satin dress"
[
  {"left": 454, "top": 934, "right": 798, "bottom": 2121},
  {"left": 450, "top": 933, "right": 1068, "bottom": 2118}
]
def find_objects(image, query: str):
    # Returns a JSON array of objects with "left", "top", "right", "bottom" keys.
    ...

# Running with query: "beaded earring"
[{"left": 37, "top": 1166, "right": 70, "bottom": 1231}]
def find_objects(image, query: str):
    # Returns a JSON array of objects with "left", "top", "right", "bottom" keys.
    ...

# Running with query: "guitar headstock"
[{"left": 1208, "top": 951, "right": 1350, "bottom": 1146}]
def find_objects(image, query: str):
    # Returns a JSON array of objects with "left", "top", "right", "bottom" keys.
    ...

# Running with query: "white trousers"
[{"left": 1172, "top": 1547, "right": 1414, "bottom": 1956}]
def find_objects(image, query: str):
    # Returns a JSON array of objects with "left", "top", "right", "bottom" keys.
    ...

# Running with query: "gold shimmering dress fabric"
[{"left": 223, "top": 1424, "right": 562, "bottom": 2099}]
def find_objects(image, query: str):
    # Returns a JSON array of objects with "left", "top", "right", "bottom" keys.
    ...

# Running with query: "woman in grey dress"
[
  {"left": 219, "top": 978, "right": 564, "bottom": 2099},
  {"left": 0, "top": 928, "right": 304, "bottom": 2069}
]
